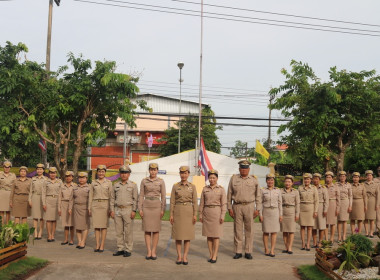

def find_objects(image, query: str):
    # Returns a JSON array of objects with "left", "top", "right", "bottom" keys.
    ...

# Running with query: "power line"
[{"left": 72, "top": 0, "right": 380, "bottom": 37}]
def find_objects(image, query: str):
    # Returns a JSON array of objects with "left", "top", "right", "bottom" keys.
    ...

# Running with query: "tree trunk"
[{"left": 335, "top": 151, "right": 345, "bottom": 172}]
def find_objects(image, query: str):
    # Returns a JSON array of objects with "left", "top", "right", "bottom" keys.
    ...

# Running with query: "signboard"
[{"left": 116, "top": 135, "right": 141, "bottom": 144}]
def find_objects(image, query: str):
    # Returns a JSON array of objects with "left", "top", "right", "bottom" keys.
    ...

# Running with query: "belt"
[
  {"left": 264, "top": 206, "right": 277, "bottom": 209},
  {"left": 341, "top": 198, "right": 348, "bottom": 200},
  {"left": 205, "top": 205, "right": 220, "bottom": 208},
  {"left": 47, "top": 195, "right": 58, "bottom": 198},
  {"left": 116, "top": 205, "right": 132, "bottom": 209},
  {"left": 301, "top": 202, "right": 314, "bottom": 204},
  {"left": 145, "top": 196, "right": 160, "bottom": 201},
  {"left": 353, "top": 198, "right": 363, "bottom": 200},
  {"left": 283, "top": 205, "right": 295, "bottom": 207},
  {"left": 32, "top": 192, "right": 41, "bottom": 195},
  {"left": 329, "top": 198, "right": 337, "bottom": 200},
  {"left": 93, "top": 199, "right": 108, "bottom": 202},
  {"left": 234, "top": 201, "right": 253, "bottom": 205},
  {"left": 75, "top": 202, "right": 87, "bottom": 205},
  {"left": 15, "top": 193, "right": 28, "bottom": 195},
  {"left": 176, "top": 202, "right": 192, "bottom": 205}
]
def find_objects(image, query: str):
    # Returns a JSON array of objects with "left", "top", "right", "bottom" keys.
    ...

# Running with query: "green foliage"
[
  {"left": 229, "top": 140, "right": 255, "bottom": 158},
  {"left": 159, "top": 107, "right": 222, "bottom": 156},
  {"left": 0, "top": 257, "right": 48, "bottom": 280},
  {"left": 0, "top": 221, "right": 35, "bottom": 249},
  {"left": 375, "top": 242, "right": 380, "bottom": 255},
  {"left": 337, "top": 240, "right": 360, "bottom": 273},
  {"left": 346, "top": 234, "right": 374, "bottom": 255}
]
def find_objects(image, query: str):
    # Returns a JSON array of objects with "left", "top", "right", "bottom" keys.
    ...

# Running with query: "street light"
[{"left": 177, "top": 62, "right": 184, "bottom": 154}]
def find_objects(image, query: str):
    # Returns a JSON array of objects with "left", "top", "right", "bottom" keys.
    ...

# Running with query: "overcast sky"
[{"left": 1, "top": 0, "right": 380, "bottom": 155}]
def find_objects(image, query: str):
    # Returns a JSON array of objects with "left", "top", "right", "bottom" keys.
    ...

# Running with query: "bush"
[{"left": 346, "top": 234, "right": 374, "bottom": 255}]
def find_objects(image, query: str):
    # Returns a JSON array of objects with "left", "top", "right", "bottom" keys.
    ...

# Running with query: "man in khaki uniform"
[
  {"left": 110, "top": 165, "right": 138, "bottom": 257},
  {"left": 311, "top": 173, "right": 329, "bottom": 248},
  {"left": 227, "top": 160, "right": 261, "bottom": 260},
  {"left": 0, "top": 160, "right": 16, "bottom": 224},
  {"left": 374, "top": 167, "right": 380, "bottom": 235}
]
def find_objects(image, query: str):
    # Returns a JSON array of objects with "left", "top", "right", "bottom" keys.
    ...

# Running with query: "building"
[{"left": 87, "top": 93, "right": 208, "bottom": 169}]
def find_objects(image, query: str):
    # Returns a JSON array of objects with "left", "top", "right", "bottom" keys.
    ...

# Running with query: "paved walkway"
[{"left": 27, "top": 219, "right": 316, "bottom": 280}]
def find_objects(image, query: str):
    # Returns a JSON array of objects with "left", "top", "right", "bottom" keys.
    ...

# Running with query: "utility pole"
[
  {"left": 197, "top": 0, "right": 204, "bottom": 175},
  {"left": 268, "top": 96, "right": 273, "bottom": 149}
]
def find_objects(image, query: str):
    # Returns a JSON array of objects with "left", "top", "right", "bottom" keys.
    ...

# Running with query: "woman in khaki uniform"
[
  {"left": 336, "top": 171, "right": 352, "bottom": 242},
  {"left": 58, "top": 171, "right": 75, "bottom": 245},
  {"left": 0, "top": 161, "right": 16, "bottom": 224},
  {"left": 169, "top": 166, "right": 197, "bottom": 265},
  {"left": 364, "top": 170, "right": 379, "bottom": 238},
  {"left": 29, "top": 163, "right": 47, "bottom": 239},
  {"left": 298, "top": 173, "right": 318, "bottom": 251},
  {"left": 312, "top": 173, "right": 329, "bottom": 248},
  {"left": 259, "top": 174, "right": 283, "bottom": 257},
  {"left": 42, "top": 167, "right": 63, "bottom": 242},
  {"left": 281, "top": 175, "right": 300, "bottom": 254},
  {"left": 350, "top": 172, "right": 367, "bottom": 235},
  {"left": 199, "top": 169, "right": 227, "bottom": 263},
  {"left": 325, "top": 172, "right": 340, "bottom": 243},
  {"left": 10, "top": 166, "right": 31, "bottom": 224},
  {"left": 139, "top": 163, "right": 166, "bottom": 260},
  {"left": 89, "top": 165, "right": 112, "bottom": 253},
  {"left": 69, "top": 172, "right": 90, "bottom": 249}
]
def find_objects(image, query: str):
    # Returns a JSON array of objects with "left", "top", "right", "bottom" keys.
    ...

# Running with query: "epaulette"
[{"left": 253, "top": 175, "right": 257, "bottom": 179}]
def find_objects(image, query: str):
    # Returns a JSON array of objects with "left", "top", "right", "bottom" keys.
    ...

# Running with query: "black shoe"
[
  {"left": 233, "top": 253, "right": 242, "bottom": 259},
  {"left": 207, "top": 259, "right": 212, "bottom": 262},
  {"left": 269, "top": 254, "right": 275, "bottom": 257},
  {"left": 98, "top": 250, "right": 104, "bottom": 253},
  {"left": 210, "top": 258, "right": 217, "bottom": 263},
  {"left": 113, "top": 251, "right": 124, "bottom": 256},
  {"left": 47, "top": 239, "right": 52, "bottom": 242},
  {"left": 145, "top": 256, "right": 151, "bottom": 260},
  {"left": 306, "top": 248, "right": 311, "bottom": 251},
  {"left": 61, "top": 241, "right": 68, "bottom": 245},
  {"left": 176, "top": 261, "right": 182, "bottom": 265},
  {"left": 69, "top": 242, "right": 74, "bottom": 246},
  {"left": 288, "top": 251, "right": 293, "bottom": 254},
  {"left": 245, "top": 253, "right": 253, "bottom": 260},
  {"left": 78, "top": 246, "right": 85, "bottom": 249},
  {"left": 369, "top": 235, "right": 374, "bottom": 238},
  {"left": 282, "top": 250, "right": 288, "bottom": 253},
  {"left": 301, "top": 247, "right": 306, "bottom": 250},
  {"left": 51, "top": 239, "right": 55, "bottom": 242},
  {"left": 182, "top": 261, "right": 188, "bottom": 265},
  {"left": 94, "top": 249, "right": 99, "bottom": 252},
  {"left": 76, "top": 245, "right": 80, "bottom": 248},
  {"left": 265, "top": 253, "right": 270, "bottom": 256},
  {"left": 123, "top": 251, "right": 131, "bottom": 257},
  {"left": 151, "top": 256, "right": 157, "bottom": 260},
  {"left": 311, "top": 245, "right": 318, "bottom": 248}
]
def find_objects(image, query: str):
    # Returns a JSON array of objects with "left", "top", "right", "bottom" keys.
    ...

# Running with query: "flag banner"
[
  {"left": 198, "top": 138, "right": 213, "bottom": 182},
  {"left": 38, "top": 138, "right": 47, "bottom": 152},
  {"left": 147, "top": 134, "right": 153, "bottom": 148},
  {"left": 255, "top": 140, "right": 269, "bottom": 159}
]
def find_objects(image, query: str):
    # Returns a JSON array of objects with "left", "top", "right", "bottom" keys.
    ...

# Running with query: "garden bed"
[{"left": 0, "top": 242, "right": 27, "bottom": 270}]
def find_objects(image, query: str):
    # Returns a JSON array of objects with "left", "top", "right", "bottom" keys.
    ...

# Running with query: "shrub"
[{"left": 346, "top": 234, "right": 374, "bottom": 255}]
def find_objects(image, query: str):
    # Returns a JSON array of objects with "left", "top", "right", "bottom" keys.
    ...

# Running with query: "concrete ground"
[{"left": 26, "top": 219, "right": 319, "bottom": 280}]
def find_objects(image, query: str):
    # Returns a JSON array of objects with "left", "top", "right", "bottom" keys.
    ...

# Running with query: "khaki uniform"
[
  {"left": 138, "top": 177, "right": 166, "bottom": 232},
  {"left": 281, "top": 188, "right": 300, "bottom": 233},
  {"left": 326, "top": 184, "right": 340, "bottom": 225},
  {"left": 170, "top": 181, "right": 198, "bottom": 240},
  {"left": 42, "top": 178, "right": 63, "bottom": 221},
  {"left": 29, "top": 176, "right": 47, "bottom": 219},
  {"left": 89, "top": 179, "right": 112, "bottom": 228},
  {"left": 70, "top": 184, "right": 90, "bottom": 230},
  {"left": 0, "top": 172, "right": 16, "bottom": 212},
  {"left": 227, "top": 174, "right": 261, "bottom": 254},
  {"left": 259, "top": 187, "right": 283, "bottom": 233},
  {"left": 10, "top": 177, "right": 31, "bottom": 217},
  {"left": 58, "top": 183, "right": 75, "bottom": 227},
  {"left": 364, "top": 180, "right": 379, "bottom": 220},
  {"left": 313, "top": 185, "right": 329, "bottom": 230},
  {"left": 350, "top": 183, "right": 367, "bottom": 221},
  {"left": 373, "top": 178, "right": 380, "bottom": 230},
  {"left": 199, "top": 185, "right": 227, "bottom": 237},
  {"left": 298, "top": 185, "right": 319, "bottom": 227},
  {"left": 110, "top": 180, "right": 138, "bottom": 252},
  {"left": 337, "top": 182, "right": 353, "bottom": 222}
]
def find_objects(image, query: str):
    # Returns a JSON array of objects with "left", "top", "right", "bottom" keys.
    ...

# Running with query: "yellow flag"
[{"left": 255, "top": 140, "right": 270, "bottom": 159}]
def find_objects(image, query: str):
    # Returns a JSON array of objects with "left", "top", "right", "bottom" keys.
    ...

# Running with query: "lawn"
[
  {"left": 297, "top": 265, "right": 331, "bottom": 280},
  {"left": 0, "top": 256, "right": 48, "bottom": 280}
]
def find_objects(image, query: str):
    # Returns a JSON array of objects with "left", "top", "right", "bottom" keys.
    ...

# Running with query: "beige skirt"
[
  {"left": 313, "top": 203, "right": 327, "bottom": 230},
  {"left": 44, "top": 196, "right": 59, "bottom": 221},
  {"left": 172, "top": 204, "right": 195, "bottom": 240},
  {"left": 202, "top": 206, "right": 223, "bottom": 237},
  {"left": 60, "top": 200, "right": 73, "bottom": 227},
  {"left": 365, "top": 196, "right": 376, "bottom": 220},
  {"left": 299, "top": 203, "right": 314, "bottom": 226},
  {"left": 74, "top": 203, "right": 90, "bottom": 230},
  {"left": 12, "top": 194, "right": 30, "bottom": 218},
  {"left": 326, "top": 200, "right": 337, "bottom": 225},
  {"left": 350, "top": 199, "right": 365, "bottom": 221},
  {"left": 281, "top": 206, "right": 296, "bottom": 233},
  {"left": 142, "top": 199, "right": 162, "bottom": 232},
  {"left": 262, "top": 207, "right": 280, "bottom": 233},
  {"left": 0, "top": 190, "right": 11, "bottom": 211},
  {"left": 31, "top": 193, "right": 43, "bottom": 219},
  {"left": 91, "top": 200, "right": 109, "bottom": 228},
  {"left": 338, "top": 199, "right": 349, "bottom": 221}
]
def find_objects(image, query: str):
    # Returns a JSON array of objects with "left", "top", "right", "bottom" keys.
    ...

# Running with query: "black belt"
[{"left": 234, "top": 201, "right": 253, "bottom": 205}]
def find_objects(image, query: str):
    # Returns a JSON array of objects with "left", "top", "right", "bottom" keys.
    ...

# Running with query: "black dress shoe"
[
  {"left": 265, "top": 253, "right": 270, "bottom": 256},
  {"left": 176, "top": 261, "right": 182, "bottom": 265},
  {"left": 76, "top": 245, "right": 80, "bottom": 248},
  {"left": 207, "top": 259, "right": 212, "bottom": 262},
  {"left": 182, "top": 261, "right": 188, "bottom": 265},
  {"left": 69, "top": 242, "right": 74, "bottom": 246},
  {"left": 245, "top": 253, "right": 253, "bottom": 260},
  {"left": 311, "top": 245, "right": 318, "bottom": 248},
  {"left": 47, "top": 239, "right": 52, "bottom": 242},
  {"left": 306, "top": 248, "right": 311, "bottom": 251},
  {"left": 269, "top": 254, "right": 275, "bottom": 257},
  {"left": 51, "top": 239, "right": 55, "bottom": 242},
  {"left": 151, "top": 256, "right": 157, "bottom": 260},
  {"left": 78, "top": 246, "right": 85, "bottom": 249},
  {"left": 301, "top": 247, "right": 306, "bottom": 250},
  {"left": 94, "top": 249, "right": 99, "bottom": 252},
  {"left": 233, "top": 253, "right": 242, "bottom": 259},
  {"left": 288, "top": 251, "right": 293, "bottom": 254},
  {"left": 61, "top": 242, "right": 68, "bottom": 245},
  {"left": 210, "top": 258, "right": 217, "bottom": 263},
  {"left": 145, "top": 256, "right": 151, "bottom": 260},
  {"left": 113, "top": 251, "right": 124, "bottom": 256},
  {"left": 123, "top": 251, "right": 131, "bottom": 257},
  {"left": 282, "top": 250, "right": 288, "bottom": 253},
  {"left": 98, "top": 250, "right": 104, "bottom": 253}
]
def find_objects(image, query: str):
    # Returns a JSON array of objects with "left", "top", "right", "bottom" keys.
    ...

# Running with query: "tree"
[
  {"left": 159, "top": 107, "right": 222, "bottom": 156},
  {"left": 229, "top": 140, "right": 254, "bottom": 158},
  {"left": 269, "top": 60, "right": 380, "bottom": 172},
  {"left": 0, "top": 41, "right": 147, "bottom": 177}
]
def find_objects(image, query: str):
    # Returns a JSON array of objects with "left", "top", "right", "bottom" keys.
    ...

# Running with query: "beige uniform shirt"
[
  {"left": 138, "top": 177, "right": 166, "bottom": 212},
  {"left": 326, "top": 183, "right": 340, "bottom": 209},
  {"left": 28, "top": 176, "right": 47, "bottom": 203},
  {"left": 0, "top": 172, "right": 16, "bottom": 191},
  {"left": 58, "top": 182, "right": 75, "bottom": 211},
  {"left": 364, "top": 180, "right": 380, "bottom": 207},
  {"left": 42, "top": 178, "right": 63, "bottom": 205},
  {"left": 88, "top": 179, "right": 112, "bottom": 209},
  {"left": 199, "top": 185, "right": 227, "bottom": 220},
  {"left": 337, "top": 182, "right": 353, "bottom": 208},
  {"left": 10, "top": 177, "right": 31, "bottom": 197},
  {"left": 259, "top": 187, "right": 283, "bottom": 216},
  {"left": 110, "top": 180, "right": 138, "bottom": 212},
  {"left": 352, "top": 183, "right": 368, "bottom": 208},
  {"left": 298, "top": 185, "right": 319, "bottom": 213},
  {"left": 170, "top": 181, "right": 198, "bottom": 216},
  {"left": 227, "top": 174, "right": 261, "bottom": 211},
  {"left": 316, "top": 185, "right": 329, "bottom": 213},
  {"left": 69, "top": 184, "right": 90, "bottom": 210},
  {"left": 281, "top": 188, "right": 300, "bottom": 218}
]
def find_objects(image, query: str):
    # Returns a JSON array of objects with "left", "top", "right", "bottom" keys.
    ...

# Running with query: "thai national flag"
[
  {"left": 198, "top": 138, "right": 213, "bottom": 182},
  {"left": 38, "top": 138, "right": 47, "bottom": 151}
]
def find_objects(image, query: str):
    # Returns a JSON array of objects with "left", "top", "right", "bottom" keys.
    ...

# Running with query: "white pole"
[{"left": 197, "top": 0, "right": 204, "bottom": 175}]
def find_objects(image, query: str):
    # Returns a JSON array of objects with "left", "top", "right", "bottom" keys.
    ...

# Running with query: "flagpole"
[{"left": 197, "top": 0, "right": 204, "bottom": 175}]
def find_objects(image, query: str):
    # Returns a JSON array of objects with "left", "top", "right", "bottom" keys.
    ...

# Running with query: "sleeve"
[
  {"left": 255, "top": 181, "right": 262, "bottom": 213},
  {"left": 323, "top": 188, "right": 329, "bottom": 213},
  {"left": 28, "top": 181, "right": 33, "bottom": 203},
  {"left": 68, "top": 189, "right": 74, "bottom": 211},
  {"left": 348, "top": 184, "right": 353, "bottom": 208},
  {"left": 160, "top": 179, "right": 166, "bottom": 212},
  {"left": 227, "top": 176, "right": 233, "bottom": 210},
  {"left": 376, "top": 184, "right": 380, "bottom": 208},
  {"left": 132, "top": 184, "right": 138, "bottom": 212},
  {"left": 192, "top": 184, "right": 198, "bottom": 216},
  {"left": 336, "top": 186, "right": 341, "bottom": 210},
  {"left": 58, "top": 187, "right": 62, "bottom": 212},
  {"left": 314, "top": 188, "right": 319, "bottom": 213},
  {"left": 138, "top": 180, "right": 145, "bottom": 212},
  {"left": 220, "top": 187, "right": 227, "bottom": 220},
  {"left": 258, "top": 189, "right": 264, "bottom": 216},
  {"left": 278, "top": 190, "right": 283, "bottom": 217},
  {"left": 170, "top": 185, "right": 176, "bottom": 216},
  {"left": 199, "top": 188, "right": 205, "bottom": 219},
  {"left": 10, "top": 181, "right": 15, "bottom": 205},
  {"left": 110, "top": 184, "right": 115, "bottom": 212},
  {"left": 295, "top": 190, "right": 300, "bottom": 218},
  {"left": 41, "top": 182, "right": 47, "bottom": 206},
  {"left": 88, "top": 183, "right": 94, "bottom": 210},
  {"left": 363, "top": 185, "right": 368, "bottom": 209}
]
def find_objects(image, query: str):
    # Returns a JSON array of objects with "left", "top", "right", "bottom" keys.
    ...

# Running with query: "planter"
[
  {"left": 315, "top": 250, "right": 344, "bottom": 280},
  {"left": 0, "top": 242, "right": 27, "bottom": 270}
]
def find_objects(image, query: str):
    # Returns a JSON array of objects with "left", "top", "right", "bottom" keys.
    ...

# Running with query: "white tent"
[{"left": 129, "top": 149, "right": 269, "bottom": 203}]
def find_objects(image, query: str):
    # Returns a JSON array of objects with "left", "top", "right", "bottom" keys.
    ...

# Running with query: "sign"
[
  {"left": 116, "top": 135, "right": 141, "bottom": 144},
  {"left": 158, "top": 170, "right": 167, "bottom": 174},
  {"left": 144, "top": 133, "right": 166, "bottom": 145}
]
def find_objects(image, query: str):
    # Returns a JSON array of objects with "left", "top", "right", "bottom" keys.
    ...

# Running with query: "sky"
[{"left": 1, "top": 0, "right": 380, "bottom": 155}]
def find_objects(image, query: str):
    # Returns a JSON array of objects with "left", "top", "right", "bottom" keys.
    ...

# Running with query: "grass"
[
  {"left": 297, "top": 265, "right": 331, "bottom": 280},
  {"left": 0, "top": 256, "right": 48, "bottom": 280}
]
